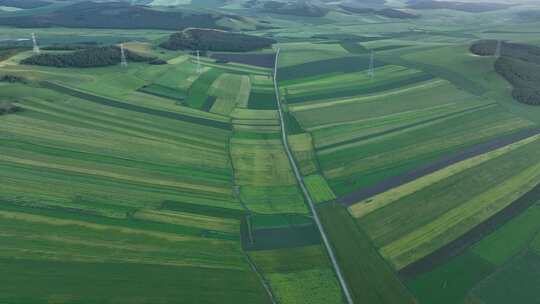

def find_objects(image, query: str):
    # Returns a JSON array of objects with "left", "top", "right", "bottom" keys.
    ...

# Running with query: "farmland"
[{"left": 3, "top": 0, "right": 540, "bottom": 303}]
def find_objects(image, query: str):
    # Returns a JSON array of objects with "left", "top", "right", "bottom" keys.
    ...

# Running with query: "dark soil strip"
[
  {"left": 399, "top": 182, "right": 540, "bottom": 279},
  {"left": 211, "top": 53, "right": 276, "bottom": 69},
  {"left": 319, "top": 103, "right": 495, "bottom": 152},
  {"left": 339, "top": 127, "right": 540, "bottom": 206},
  {"left": 201, "top": 96, "right": 217, "bottom": 112},
  {"left": 40, "top": 81, "right": 232, "bottom": 130}
]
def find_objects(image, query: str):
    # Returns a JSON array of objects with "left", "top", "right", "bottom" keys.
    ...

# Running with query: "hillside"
[{"left": 0, "top": 1, "right": 252, "bottom": 30}]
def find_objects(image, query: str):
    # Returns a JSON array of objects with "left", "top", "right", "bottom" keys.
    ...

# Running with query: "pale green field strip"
[
  {"left": 209, "top": 74, "right": 251, "bottom": 116},
  {"left": 291, "top": 79, "right": 477, "bottom": 130},
  {"left": 281, "top": 65, "right": 413, "bottom": 91},
  {"left": 313, "top": 102, "right": 495, "bottom": 151},
  {"left": 198, "top": 59, "right": 270, "bottom": 76},
  {"left": 230, "top": 137, "right": 297, "bottom": 186},
  {"left": 132, "top": 209, "right": 239, "bottom": 234},
  {"left": 0, "top": 114, "right": 231, "bottom": 174},
  {"left": 18, "top": 97, "right": 229, "bottom": 151},
  {"left": 282, "top": 69, "right": 433, "bottom": 104},
  {"left": 0, "top": 162, "right": 240, "bottom": 214},
  {"left": 234, "top": 124, "right": 282, "bottom": 133},
  {"left": 277, "top": 42, "right": 350, "bottom": 67},
  {"left": 0, "top": 210, "right": 246, "bottom": 270},
  {"left": 288, "top": 79, "right": 446, "bottom": 113},
  {"left": 249, "top": 246, "right": 344, "bottom": 304},
  {"left": 320, "top": 109, "right": 534, "bottom": 181},
  {"left": 288, "top": 133, "right": 319, "bottom": 175},
  {"left": 232, "top": 119, "right": 280, "bottom": 126},
  {"left": 304, "top": 174, "right": 336, "bottom": 204},
  {"left": 0, "top": 154, "right": 232, "bottom": 195},
  {"left": 239, "top": 186, "right": 308, "bottom": 214},
  {"left": 350, "top": 133, "right": 540, "bottom": 218},
  {"left": 382, "top": 160, "right": 540, "bottom": 270},
  {"left": 231, "top": 108, "right": 279, "bottom": 120}
]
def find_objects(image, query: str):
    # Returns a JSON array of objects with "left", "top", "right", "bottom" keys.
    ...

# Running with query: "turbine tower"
[
  {"left": 196, "top": 50, "right": 202, "bottom": 74},
  {"left": 367, "top": 50, "right": 375, "bottom": 79},
  {"left": 120, "top": 43, "right": 128, "bottom": 67},
  {"left": 495, "top": 40, "right": 502, "bottom": 58},
  {"left": 31, "top": 33, "right": 40, "bottom": 54}
]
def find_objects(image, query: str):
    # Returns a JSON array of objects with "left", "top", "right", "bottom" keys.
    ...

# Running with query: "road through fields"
[{"left": 273, "top": 48, "right": 354, "bottom": 304}]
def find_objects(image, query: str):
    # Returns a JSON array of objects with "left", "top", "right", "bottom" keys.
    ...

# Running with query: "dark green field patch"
[
  {"left": 277, "top": 56, "right": 385, "bottom": 82},
  {"left": 318, "top": 204, "right": 417, "bottom": 304},
  {"left": 248, "top": 88, "right": 277, "bottom": 110},
  {"left": 161, "top": 200, "right": 246, "bottom": 220},
  {"left": 250, "top": 213, "right": 313, "bottom": 230},
  {"left": 0, "top": 258, "right": 270, "bottom": 304},
  {"left": 406, "top": 251, "right": 494, "bottom": 304},
  {"left": 241, "top": 215, "right": 320, "bottom": 251},
  {"left": 472, "top": 251, "right": 540, "bottom": 304},
  {"left": 340, "top": 41, "right": 369, "bottom": 54},
  {"left": 185, "top": 68, "right": 223, "bottom": 109},
  {"left": 137, "top": 83, "right": 186, "bottom": 101}
]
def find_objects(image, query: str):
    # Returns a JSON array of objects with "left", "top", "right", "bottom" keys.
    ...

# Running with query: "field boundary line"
[{"left": 272, "top": 48, "right": 354, "bottom": 304}]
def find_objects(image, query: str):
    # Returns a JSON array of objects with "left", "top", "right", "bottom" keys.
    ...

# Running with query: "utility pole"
[
  {"left": 31, "top": 33, "right": 40, "bottom": 54},
  {"left": 120, "top": 43, "right": 128, "bottom": 67},
  {"left": 196, "top": 50, "right": 202, "bottom": 74}
]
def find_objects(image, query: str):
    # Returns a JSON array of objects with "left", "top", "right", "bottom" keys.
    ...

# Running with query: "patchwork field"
[{"left": 4, "top": 2, "right": 540, "bottom": 302}]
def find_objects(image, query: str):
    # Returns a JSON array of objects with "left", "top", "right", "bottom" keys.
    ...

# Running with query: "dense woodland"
[
  {"left": 471, "top": 40, "right": 540, "bottom": 105},
  {"left": 21, "top": 46, "right": 154, "bottom": 68},
  {"left": 160, "top": 28, "right": 275, "bottom": 52}
]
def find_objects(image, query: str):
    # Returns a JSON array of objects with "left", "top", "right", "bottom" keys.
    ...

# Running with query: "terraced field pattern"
[{"left": 2, "top": 0, "right": 540, "bottom": 303}]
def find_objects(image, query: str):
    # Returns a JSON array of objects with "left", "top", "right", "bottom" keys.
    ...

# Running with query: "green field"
[{"left": 4, "top": 1, "right": 540, "bottom": 302}]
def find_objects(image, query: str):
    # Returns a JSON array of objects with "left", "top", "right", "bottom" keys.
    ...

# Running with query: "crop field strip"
[
  {"left": 344, "top": 127, "right": 540, "bottom": 208},
  {"left": 316, "top": 104, "right": 535, "bottom": 196},
  {"left": 40, "top": 80, "right": 232, "bottom": 129},
  {"left": 355, "top": 135, "right": 540, "bottom": 270},
  {"left": 0, "top": 70, "right": 279, "bottom": 302}
]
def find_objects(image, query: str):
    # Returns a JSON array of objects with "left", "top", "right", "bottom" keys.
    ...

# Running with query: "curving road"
[{"left": 272, "top": 48, "right": 354, "bottom": 304}]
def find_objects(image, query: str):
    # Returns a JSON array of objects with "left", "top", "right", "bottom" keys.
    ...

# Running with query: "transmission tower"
[
  {"left": 120, "top": 43, "right": 128, "bottom": 67},
  {"left": 495, "top": 40, "right": 502, "bottom": 58},
  {"left": 367, "top": 50, "right": 375, "bottom": 79},
  {"left": 196, "top": 50, "right": 202, "bottom": 74},
  {"left": 31, "top": 33, "right": 40, "bottom": 54}
]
